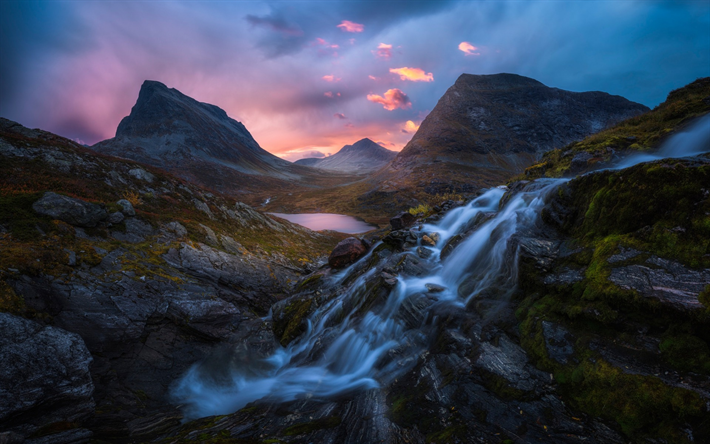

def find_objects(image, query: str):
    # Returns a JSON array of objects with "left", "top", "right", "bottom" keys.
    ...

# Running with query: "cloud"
[
  {"left": 401, "top": 120, "right": 420, "bottom": 133},
  {"left": 246, "top": 15, "right": 304, "bottom": 36},
  {"left": 377, "top": 140, "right": 396, "bottom": 148},
  {"left": 458, "top": 41, "right": 480, "bottom": 56},
  {"left": 281, "top": 149, "right": 327, "bottom": 161},
  {"left": 368, "top": 75, "right": 377, "bottom": 80},
  {"left": 390, "top": 67, "right": 434, "bottom": 82},
  {"left": 372, "top": 43, "right": 393, "bottom": 59},
  {"left": 334, "top": 112, "right": 347, "bottom": 119},
  {"left": 367, "top": 88, "right": 412, "bottom": 111},
  {"left": 322, "top": 75, "right": 341, "bottom": 82},
  {"left": 337, "top": 20, "right": 364, "bottom": 32},
  {"left": 324, "top": 91, "right": 341, "bottom": 98},
  {"left": 345, "top": 122, "right": 354, "bottom": 128}
]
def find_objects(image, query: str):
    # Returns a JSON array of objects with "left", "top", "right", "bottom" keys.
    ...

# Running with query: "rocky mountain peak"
[{"left": 294, "top": 137, "right": 396, "bottom": 173}]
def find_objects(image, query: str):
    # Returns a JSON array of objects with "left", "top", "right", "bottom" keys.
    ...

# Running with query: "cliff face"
[{"left": 295, "top": 138, "right": 396, "bottom": 173}]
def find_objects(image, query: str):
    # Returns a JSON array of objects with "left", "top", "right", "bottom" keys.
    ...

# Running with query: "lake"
[{"left": 269, "top": 213, "right": 377, "bottom": 234}]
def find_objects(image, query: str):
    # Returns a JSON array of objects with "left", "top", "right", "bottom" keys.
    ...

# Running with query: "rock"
[
  {"left": 389, "top": 212, "right": 415, "bottom": 230},
  {"left": 116, "top": 199, "right": 136, "bottom": 216},
  {"left": 416, "top": 246, "right": 432, "bottom": 259},
  {"left": 107, "top": 211, "right": 125, "bottom": 224},
  {"left": 0, "top": 313, "right": 94, "bottom": 432},
  {"left": 608, "top": 256, "right": 710, "bottom": 311},
  {"left": 570, "top": 151, "right": 594, "bottom": 171},
  {"left": 328, "top": 237, "right": 368, "bottom": 268},
  {"left": 199, "top": 223, "right": 219, "bottom": 246},
  {"left": 425, "top": 283, "right": 446, "bottom": 293},
  {"left": 111, "top": 218, "right": 153, "bottom": 243},
  {"left": 542, "top": 321, "right": 575, "bottom": 364},
  {"left": 193, "top": 199, "right": 213, "bottom": 219},
  {"left": 440, "top": 234, "right": 463, "bottom": 260},
  {"left": 428, "top": 232, "right": 440, "bottom": 243},
  {"left": 24, "top": 428, "right": 93, "bottom": 444},
  {"left": 164, "top": 221, "right": 187, "bottom": 237},
  {"left": 421, "top": 235, "right": 436, "bottom": 247},
  {"left": 128, "top": 168, "right": 154, "bottom": 182},
  {"left": 542, "top": 267, "right": 585, "bottom": 286},
  {"left": 32, "top": 192, "right": 107, "bottom": 228}
]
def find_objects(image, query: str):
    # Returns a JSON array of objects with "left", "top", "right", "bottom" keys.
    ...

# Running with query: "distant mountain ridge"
[{"left": 295, "top": 138, "right": 396, "bottom": 173}]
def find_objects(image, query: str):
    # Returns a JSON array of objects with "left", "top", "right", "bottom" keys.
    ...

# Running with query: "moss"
[
  {"left": 0, "top": 280, "right": 24, "bottom": 314},
  {"left": 277, "top": 297, "right": 313, "bottom": 346},
  {"left": 559, "top": 359, "right": 705, "bottom": 441},
  {"left": 659, "top": 333, "right": 710, "bottom": 374},
  {"left": 699, "top": 285, "right": 710, "bottom": 310},
  {"left": 0, "top": 192, "right": 51, "bottom": 241},
  {"left": 282, "top": 416, "right": 341, "bottom": 436}
]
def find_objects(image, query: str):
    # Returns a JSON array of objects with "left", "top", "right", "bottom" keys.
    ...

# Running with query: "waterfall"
[{"left": 172, "top": 112, "right": 710, "bottom": 420}]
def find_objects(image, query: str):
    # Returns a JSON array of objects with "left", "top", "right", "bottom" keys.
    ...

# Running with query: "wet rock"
[
  {"left": 389, "top": 212, "right": 415, "bottom": 230},
  {"left": 542, "top": 267, "right": 584, "bottom": 286},
  {"left": 516, "top": 236, "right": 560, "bottom": 271},
  {"left": 570, "top": 151, "right": 594, "bottom": 171},
  {"left": 607, "top": 247, "right": 642, "bottom": 264},
  {"left": 328, "top": 237, "right": 368, "bottom": 268},
  {"left": 542, "top": 321, "right": 575, "bottom": 364},
  {"left": 107, "top": 211, "right": 124, "bottom": 224},
  {"left": 608, "top": 256, "right": 710, "bottom": 311},
  {"left": 0, "top": 313, "right": 94, "bottom": 433},
  {"left": 32, "top": 192, "right": 107, "bottom": 228},
  {"left": 440, "top": 234, "right": 463, "bottom": 260},
  {"left": 425, "top": 283, "right": 446, "bottom": 293},
  {"left": 421, "top": 235, "right": 435, "bottom": 246},
  {"left": 415, "top": 246, "right": 432, "bottom": 259},
  {"left": 476, "top": 334, "right": 545, "bottom": 392},
  {"left": 116, "top": 199, "right": 136, "bottom": 216},
  {"left": 428, "top": 232, "right": 440, "bottom": 243}
]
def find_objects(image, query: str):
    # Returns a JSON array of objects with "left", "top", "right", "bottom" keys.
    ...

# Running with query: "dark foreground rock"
[
  {"left": 328, "top": 237, "right": 368, "bottom": 268},
  {"left": 0, "top": 313, "right": 94, "bottom": 437},
  {"left": 389, "top": 211, "right": 415, "bottom": 230}
]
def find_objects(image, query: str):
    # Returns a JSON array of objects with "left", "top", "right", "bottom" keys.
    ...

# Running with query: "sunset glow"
[
  {"left": 458, "top": 41, "right": 480, "bottom": 55},
  {"left": 1, "top": 1, "right": 707, "bottom": 160},
  {"left": 390, "top": 67, "right": 434, "bottom": 82},
  {"left": 367, "top": 89, "right": 412, "bottom": 111},
  {"left": 337, "top": 20, "right": 364, "bottom": 33}
]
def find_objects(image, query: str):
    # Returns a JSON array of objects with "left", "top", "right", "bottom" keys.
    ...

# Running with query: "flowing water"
[{"left": 173, "top": 115, "right": 710, "bottom": 420}]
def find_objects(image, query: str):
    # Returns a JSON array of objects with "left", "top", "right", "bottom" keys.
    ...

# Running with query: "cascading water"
[{"left": 172, "top": 113, "right": 710, "bottom": 420}]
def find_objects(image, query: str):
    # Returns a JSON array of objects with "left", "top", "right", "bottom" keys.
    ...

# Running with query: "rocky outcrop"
[
  {"left": 0, "top": 313, "right": 94, "bottom": 436},
  {"left": 328, "top": 237, "right": 368, "bottom": 268},
  {"left": 32, "top": 192, "right": 108, "bottom": 228}
]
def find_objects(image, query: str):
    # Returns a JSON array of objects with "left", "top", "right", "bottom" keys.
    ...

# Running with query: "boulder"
[
  {"left": 0, "top": 313, "right": 94, "bottom": 432},
  {"left": 116, "top": 199, "right": 136, "bottom": 216},
  {"left": 107, "top": 211, "right": 124, "bottom": 224},
  {"left": 32, "top": 192, "right": 107, "bottom": 228},
  {"left": 389, "top": 212, "right": 415, "bottom": 230},
  {"left": 328, "top": 237, "right": 368, "bottom": 268}
]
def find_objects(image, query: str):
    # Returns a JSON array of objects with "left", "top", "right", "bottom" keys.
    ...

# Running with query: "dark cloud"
[{"left": 246, "top": 14, "right": 304, "bottom": 36}]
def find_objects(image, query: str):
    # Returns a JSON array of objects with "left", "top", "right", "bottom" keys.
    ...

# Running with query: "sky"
[{"left": 1, "top": 1, "right": 709, "bottom": 161}]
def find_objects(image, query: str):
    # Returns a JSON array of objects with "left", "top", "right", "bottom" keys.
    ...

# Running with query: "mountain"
[
  {"left": 262, "top": 73, "right": 650, "bottom": 222},
  {"left": 92, "top": 81, "right": 353, "bottom": 198},
  {"left": 295, "top": 138, "right": 397, "bottom": 173}
]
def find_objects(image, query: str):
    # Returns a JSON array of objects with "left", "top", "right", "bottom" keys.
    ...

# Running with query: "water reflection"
[{"left": 269, "top": 213, "right": 377, "bottom": 234}]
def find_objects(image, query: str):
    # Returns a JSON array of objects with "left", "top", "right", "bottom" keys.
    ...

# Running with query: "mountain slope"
[
  {"left": 0, "top": 117, "right": 345, "bottom": 439},
  {"left": 295, "top": 138, "right": 397, "bottom": 173},
  {"left": 92, "top": 81, "right": 356, "bottom": 198},
  {"left": 378, "top": 73, "right": 649, "bottom": 194}
]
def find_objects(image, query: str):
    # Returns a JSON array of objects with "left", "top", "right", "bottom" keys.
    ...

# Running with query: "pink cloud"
[
  {"left": 377, "top": 140, "right": 396, "bottom": 148},
  {"left": 337, "top": 20, "right": 364, "bottom": 33},
  {"left": 372, "top": 43, "right": 393, "bottom": 60},
  {"left": 334, "top": 113, "right": 347, "bottom": 119},
  {"left": 366, "top": 88, "right": 411, "bottom": 111},
  {"left": 344, "top": 122, "right": 354, "bottom": 128},
  {"left": 324, "top": 91, "right": 341, "bottom": 98},
  {"left": 401, "top": 120, "right": 420, "bottom": 134},
  {"left": 368, "top": 75, "right": 377, "bottom": 81},
  {"left": 322, "top": 75, "right": 341, "bottom": 82},
  {"left": 458, "top": 41, "right": 480, "bottom": 56},
  {"left": 390, "top": 67, "right": 434, "bottom": 82}
]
